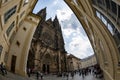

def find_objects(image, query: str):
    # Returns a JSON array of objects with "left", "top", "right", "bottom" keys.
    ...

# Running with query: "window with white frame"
[
  {"left": 96, "top": 11, "right": 101, "bottom": 19},
  {"left": 4, "top": 5, "right": 17, "bottom": 23},
  {"left": 6, "top": 21, "right": 15, "bottom": 36}
]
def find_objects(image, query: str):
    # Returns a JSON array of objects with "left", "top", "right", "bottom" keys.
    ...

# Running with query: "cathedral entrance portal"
[
  {"left": 11, "top": 55, "right": 16, "bottom": 73},
  {"left": 42, "top": 64, "right": 45, "bottom": 72},
  {"left": 42, "top": 53, "right": 51, "bottom": 73},
  {"left": 47, "top": 65, "right": 49, "bottom": 73},
  {"left": 42, "top": 64, "right": 50, "bottom": 74}
]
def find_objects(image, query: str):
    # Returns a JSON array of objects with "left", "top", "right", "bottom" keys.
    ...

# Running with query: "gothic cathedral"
[{"left": 27, "top": 7, "right": 67, "bottom": 74}]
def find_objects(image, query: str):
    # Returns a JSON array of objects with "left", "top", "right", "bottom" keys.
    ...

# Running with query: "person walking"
[
  {"left": 27, "top": 68, "right": 31, "bottom": 77},
  {"left": 40, "top": 72, "right": 43, "bottom": 80},
  {"left": 71, "top": 72, "right": 74, "bottom": 79},
  {"left": 66, "top": 72, "right": 69, "bottom": 80},
  {"left": 36, "top": 71, "right": 39, "bottom": 80},
  {"left": 0, "top": 62, "right": 7, "bottom": 76},
  {"left": 82, "top": 69, "right": 85, "bottom": 79}
]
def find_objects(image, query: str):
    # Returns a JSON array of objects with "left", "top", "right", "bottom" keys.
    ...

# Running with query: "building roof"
[
  {"left": 81, "top": 54, "right": 95, "bottom": 61},
  {"left": 67, "top": 54, "right": 81, "bottom": 60}
]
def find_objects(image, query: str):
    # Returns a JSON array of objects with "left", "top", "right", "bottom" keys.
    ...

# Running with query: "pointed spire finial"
[
  {"left": 37, "top": 7, "right": 47, "bottom": 15},
  {"left": 54, "top": 15, "right": 58, "bottom": 20}
]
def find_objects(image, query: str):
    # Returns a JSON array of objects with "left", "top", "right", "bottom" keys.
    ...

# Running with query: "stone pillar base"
[{"left": 16, "top": 69, "right": 27, "bottom": 77}]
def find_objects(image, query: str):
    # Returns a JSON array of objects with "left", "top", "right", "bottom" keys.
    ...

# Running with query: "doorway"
[
  {"left": 42, "top": 64, "right": 46, "bottom": 73},
  {"left": 42, "top": 64, "right": 50, "bottom": 73},
  {"left": 11, "top": 55, "right": 16, "bottom": 73},
  {"left": 47, "top": 65, "right": 49, "bottom": 73}
]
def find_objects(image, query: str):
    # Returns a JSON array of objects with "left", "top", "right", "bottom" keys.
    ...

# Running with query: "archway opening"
[{"left": 26, "top": 0, "right": 120, "bottom": 80}]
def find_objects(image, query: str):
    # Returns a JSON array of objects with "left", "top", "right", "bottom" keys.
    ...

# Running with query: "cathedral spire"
[
  {"left": 37, "top": 7, "right": 47, "bottom": 22},
  {"left": 54, "top": 15, "right": 59, "bottom": 23},
  {"left": 53, "top": 15, "right": 61, "bottom": 31},
  {"left": 46, "top": 18, "right": 52, "bottom": 23},
  {"left": 37, "top": 7, "right": 46, "bottom": 15},
  {"left": 46, "top": 18, "right": 53, "bottom": 26}
]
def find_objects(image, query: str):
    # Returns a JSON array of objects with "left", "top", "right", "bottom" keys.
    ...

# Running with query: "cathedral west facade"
[{"left": 27, "top": 8, "right": 67, "bottom": 74}]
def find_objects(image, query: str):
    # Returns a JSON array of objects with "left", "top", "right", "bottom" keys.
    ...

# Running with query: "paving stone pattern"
[{"left": 0, "top": 71, "right": 103, "bottom": 80}]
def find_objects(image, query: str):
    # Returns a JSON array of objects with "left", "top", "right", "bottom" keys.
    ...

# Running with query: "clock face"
[{"left": 41, "top": 32, "right": 53, "bottom": 46}]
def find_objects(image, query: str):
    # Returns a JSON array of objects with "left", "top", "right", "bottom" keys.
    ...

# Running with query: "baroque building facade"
[
  {"left": 65, "top": 0, "right": 120, "bottom": 80},
  {"left": 28, "top": 8, "right": 67, "bottom": 74},
  {"left": 81, "top": 55, "right": 97, "bottom": 69},
  {"left": 67, "top": 54, "right": 81, "bottom": 72},
  {"left": 0, "top": 0, "right": 40, "bottom": 76}
]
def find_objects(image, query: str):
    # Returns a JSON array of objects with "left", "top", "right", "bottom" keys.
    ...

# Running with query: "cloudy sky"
[{"left": 33, "top": 0, "right": 94, "bottom": 59}]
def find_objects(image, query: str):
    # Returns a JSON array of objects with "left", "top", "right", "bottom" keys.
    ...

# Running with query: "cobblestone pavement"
[
  {"left": 0, "top": 72, "right": 33, "bottom": 80},
  {"left": 0, "top": 72, "right": 103, "bottom": 80},
  {"left": 34, "top": 74, "right": 103, "bottom": 80}
]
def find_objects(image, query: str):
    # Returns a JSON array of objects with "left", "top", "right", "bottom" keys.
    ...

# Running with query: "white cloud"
[
  {"left": 64, "top": 22, "right": 94, "bottom": 59},
  {"left": 67, "top": 35, "right": 93, "bottom": 59},
  {"left": 62, "top": 25, "right": 76, "bottom": 38},
  {"left": 56, "top": 8, "right": 73, "bottom": 22},
  {"left": 59, "top": 13, "right": 94, "bottom": 59},
  {"left": 63, "top": 28, "right": 74, "bottom": 37},
  {"left": 53, "top": 0, "right": 59, "bottom": 5}
]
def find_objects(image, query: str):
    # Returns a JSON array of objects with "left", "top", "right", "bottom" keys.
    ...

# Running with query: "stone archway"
[
  {"left": 3, "top": 1, "right": 119, "bottom": 80},
  {"left": 64, "top": 0, "right": 119, "bottom": 80}
]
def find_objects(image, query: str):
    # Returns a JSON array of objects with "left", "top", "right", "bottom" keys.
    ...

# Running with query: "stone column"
[{"left": 58, "top": 51, "right": 61, "bottom": 72}]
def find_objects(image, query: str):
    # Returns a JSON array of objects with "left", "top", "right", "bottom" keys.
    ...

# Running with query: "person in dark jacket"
[{"left": 0, "top": 62, "right": 7, "bottom": 75}]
